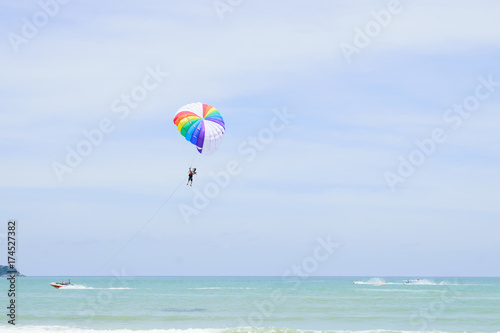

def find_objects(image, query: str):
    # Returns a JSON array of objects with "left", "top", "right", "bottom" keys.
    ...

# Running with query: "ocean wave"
[
  {"left": 0, "top": 326, "right": 490, "bottom": 333},
  {"left": 0, "top": 327, "right": 222, "bottom": 333},
  {"left": 162, "top": 308, "right": 207, "bottom": 312},
  {"left": 188, "top": 287, "right": 254, "bottom": 290}
]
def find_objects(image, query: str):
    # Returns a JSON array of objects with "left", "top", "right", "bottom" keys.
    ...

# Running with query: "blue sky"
[{"left": 1, "top": 0, "right": 499, "bottom": 277}]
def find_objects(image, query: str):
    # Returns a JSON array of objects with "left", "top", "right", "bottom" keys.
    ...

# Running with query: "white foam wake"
[
  {"left": 56, "top": 284, "right": 132, "bottom": 290},
  {"left": 353, "top": 278, "right": 461, "bottom": 286},
  {"left": 353, "top": 278, "right": 386, "bottom": 285}
]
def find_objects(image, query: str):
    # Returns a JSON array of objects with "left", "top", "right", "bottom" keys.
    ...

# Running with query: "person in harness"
[{"left": 187, "top": 167, "right": 197, "bottom": 186}]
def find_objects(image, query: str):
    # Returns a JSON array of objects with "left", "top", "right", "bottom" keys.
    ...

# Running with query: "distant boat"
[
  {"left": 353, "top": 280, "right": 362, "bottom": 284},
  {"left": 50, "top": 281, "right": 72, "bottom": 289},
  {"left": 374, "top": 284, "right": 386, "bottom": 286}
]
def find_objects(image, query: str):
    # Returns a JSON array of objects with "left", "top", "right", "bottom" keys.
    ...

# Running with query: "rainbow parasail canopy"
[{"left": 173, "top": 103, "right": 225, "bottom": 154}]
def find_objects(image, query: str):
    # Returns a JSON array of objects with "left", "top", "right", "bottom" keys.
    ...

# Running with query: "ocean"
[{"left": 1, "top": 276, "right": 499, "bottom": 333}]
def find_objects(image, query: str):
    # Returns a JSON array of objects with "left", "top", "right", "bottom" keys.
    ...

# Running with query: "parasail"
[{"left": 173, "top": 102, "right": 225, "bottom": 154}]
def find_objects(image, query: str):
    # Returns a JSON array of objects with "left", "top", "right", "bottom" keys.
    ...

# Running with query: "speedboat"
[{"left": 50, "top": 281, "right": 71, "bottom": 289}]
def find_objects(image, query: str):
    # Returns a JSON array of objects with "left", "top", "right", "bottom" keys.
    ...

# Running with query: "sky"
[{"left": 0, "top": 0, "right": 499, "bottom": 277}]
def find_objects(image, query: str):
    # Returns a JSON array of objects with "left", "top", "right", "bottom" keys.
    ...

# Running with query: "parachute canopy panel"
[{"left": 173, "top": 103, "right": 225, "bottom": 154}]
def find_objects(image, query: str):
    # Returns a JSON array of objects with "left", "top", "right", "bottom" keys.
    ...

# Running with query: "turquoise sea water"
[{"left": 0, "top": 276, "right": 499, "bottom": 332}]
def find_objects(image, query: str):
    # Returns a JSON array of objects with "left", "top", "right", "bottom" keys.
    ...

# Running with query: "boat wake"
[
  {"left": 353, "top": 278, "right": 461, "bottom": 286},
  {"left": 55, "top": 285, "right": 132, "bottom": 290}
]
